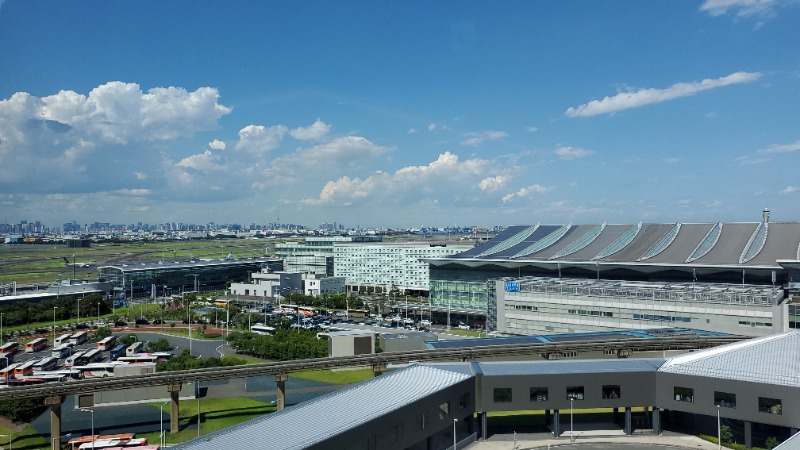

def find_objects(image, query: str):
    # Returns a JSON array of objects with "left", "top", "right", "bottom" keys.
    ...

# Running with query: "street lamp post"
[
  {"left": 96, "top": 302, "right": 100, "bottom": 325},
  {"left": 1, "top": 312, "right": 4, "bottom": 346},
  {"left": 52, "top": 307, "right": 58, "bottom": 347},
  {"left": 570, "top": 397, "right": 574, "bottom": 442},
  {"left": 453, "top": 418, "right": 458, "bottom": 450},
  {"left": 77, "top": 297, "right": 81, "bottom": 325},
  {"left": 717, "top": 404, "right": 721, "bottom": 450},
  {"left": 159, "top": 401, "right": 169, "bottom": 448},
  {"left": 78, "top": 409, "right": 94, "bottom": 449}
]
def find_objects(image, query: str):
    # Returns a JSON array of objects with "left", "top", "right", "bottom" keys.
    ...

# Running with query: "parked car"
[{"left": 457, "top": 324, "right": 471, "bottom": 330}]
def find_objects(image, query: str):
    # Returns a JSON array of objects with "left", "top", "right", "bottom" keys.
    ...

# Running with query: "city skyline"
[{"left": 1, "top": 1, "right": 799, "bottom": 228}]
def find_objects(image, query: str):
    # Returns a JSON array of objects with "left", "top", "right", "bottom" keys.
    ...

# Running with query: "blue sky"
[{"left": 1, "top": 1, "right": 798, "bottom": 229}]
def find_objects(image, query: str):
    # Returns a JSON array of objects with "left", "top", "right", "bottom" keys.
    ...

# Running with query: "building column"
[
  {"left": 613, "top": 407, "right": 619, "bottom": 425},
  {"left": 167, "top": 383, "right": 181, "bottom": 434},
  {"left": 652, "top": 407, "right": 661, "bottom": 435},
  {"left": 45, "top": 395, "right": 64, "bottom": 450},
  {"left": 275, "top": 373, "right": 288, "bottom": 410},
  {"left": 624, "top": 407, "right": 632, "bottom": 435},
  {"left": 372, "top": 362, "right": 387, "bottom": 376},
  {"left": 553, "top": 409, "right": 560, "bottom": 437},
  {"left": 480, "top": 411, "right": 488, "bottom": 440},
  {"left": 744, "top": 421, "right": 752, "bottom": 449}
]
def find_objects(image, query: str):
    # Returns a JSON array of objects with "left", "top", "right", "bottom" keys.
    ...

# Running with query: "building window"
[
  {"left": 602, "top": 385, "right": 621, "bottom": 399},
  {"left": 459, "top": 392, "right": 470, "bottom": 410},
  {"left": 566, "top": 386, "right": 584, "bottom": 401},
  {"left": 758, "top": 397, "right": 782, "bottom": 415},
  {"left": 494, "top": 388, "right": 513, "bottom": 403},
  {"left": 562, "top": 351, "right": 578, "bottom": 358},
  {"left": 530, "top": 387, "right": 548, "bottom": 402},
  {"left": 674, "top": 386, "right": 694, "bottom": 403},
  {"left": 714, "top": 391, "right": 736, "bottom": 408},
  {"left": 438, "top": 402, "right": 450, "bottom": 419}
]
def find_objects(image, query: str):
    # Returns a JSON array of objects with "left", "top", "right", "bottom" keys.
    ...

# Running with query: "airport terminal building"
[{"left": 428, "top": 213, "right": 800, "bottom": 336}]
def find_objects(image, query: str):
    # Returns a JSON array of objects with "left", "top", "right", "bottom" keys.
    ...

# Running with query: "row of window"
[
  {"left": 673, "top": 387, "right": 782, "bottom": 415},
  {"left": 569, "top": 309, "right": 614, "bottom": 317},
  {"left": 493, "top": 385, "right": 621, "bottom": 403}
]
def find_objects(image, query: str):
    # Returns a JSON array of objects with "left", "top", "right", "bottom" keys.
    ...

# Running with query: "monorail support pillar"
[
  {"left": 372, "top": 362, "right": 388, "bottom": 376},
  {"left": 624, "top": 407, "right": 632, "bottom": 435},
  {"left": 167, "top": 383, "right": 181, "bottom": 434},
  {"left": 652, "top": 407, "right": 661, "bottom": 435},
  {"left": 553, "top": 409, "right": 560, "bottom": 437},
  {"left": 45, "top": 394, "right": 64, "bottom": 450},
  {"left": 275, "top": 373, "right": 288, "bottom": 411},
  {"left": 744, "top": 421, "right": 752, "bottom": 449}
]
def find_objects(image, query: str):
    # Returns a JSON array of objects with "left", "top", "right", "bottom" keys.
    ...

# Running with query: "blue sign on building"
[{"left": 505, "top": 281, "right": 520, "bottom": 292}]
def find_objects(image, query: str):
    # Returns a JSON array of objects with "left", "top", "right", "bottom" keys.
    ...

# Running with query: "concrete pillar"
[
  {"left": 480, "top": 411, "right": 487, "bottom": 440},
  {"left": 167, "top": 383, "right": 181, "bottom": 434},
  {"left": 45, "top": 395, "right": 64, "bottom": 450},
  {"left": 652, "top": 407, "right": 661, "bottom": 435},
  {"left": 372, "top": 362, "right": 387, "bottom": 376},
  {"left": 553, "top": 409, "right": 560, "bottom": 437},
  {"left": 613, "top": 407, "right": 619, "bottom": 424},
  {"left": 275, "top": 373, "right": 288, "bottom": 410},
  {"left": 624, "top": 407, "right": 632, "bottom": 435},
  {"left": 744, "top": 421, "right": 752, "bottom": 449}
]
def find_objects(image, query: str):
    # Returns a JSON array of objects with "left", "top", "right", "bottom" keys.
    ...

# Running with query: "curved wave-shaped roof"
[
  {"left": 600, "top": 223, "right": 673, "bottom": 262},
  {"left": 691, "top": 223, "right": 758, "bottom": 265},
  {"left": 453, "top": 225, "right": 529, "bottom": 258},
  {"left": 746, "top": 222, "right": 800, "bottom": 266},
  {"left": 686, "top": 222, "right": 723, "bottom": 263},
  {"left": 477, "top": 225, "right": 538, "bottom": 257},
  {"left": 512, "top": 224, "right": 571, "bottom": 258},
  {"left": 643, "top": 223, "right": 715, "bottom": 264},
  {"left": 550, "top": 224, "right": 605, "bottom": 259},
  {"left": 740, "top": 222, "right": 768, "bottom": 264},
  {"left": 639, "top": 223, "right": 681, "bottom": 261},
  {"left": 593, "top": 223, "right": 642, "bottom": 260}
]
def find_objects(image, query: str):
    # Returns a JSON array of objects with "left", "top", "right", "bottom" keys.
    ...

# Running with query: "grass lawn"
[
  {"left": 0, "top": 423, "right": 48, "bottom": 450},
  {"left": 291, "top": 368, "right": 374, "bottom": 384},
  {"left": 136, "top": 397, "right": 276, "bottom": 446}
]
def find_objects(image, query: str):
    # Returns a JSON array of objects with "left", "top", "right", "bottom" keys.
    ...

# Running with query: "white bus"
[
  {"left": 74, "top": 362, "right": 156, "bottom": 378},
  {"left": 36, "top": 369, "right": 83, "bottom": 380},
  {"left": 97, "top": 336, "right": 117, "bottom": 351},
  {"left": 250, "top": 324, "right": 276, "bottom": 335},
  {"left": 75, "top": 348, "right": 104, "bottom": 366},
  {"left": 52, "top": 344, "right": 73, "bottom": 359},
  {"left": 125, "top": 342, "right": 144, "bottom": 356},
  {"left": 116, "top": 353, "right": 172, "bottom": 364},
  {"left": 33, "top": 356, "right": 59, "bottom": 372},
  {"left": 25, "top": 337, "right": 48, "bottom": 353},
  {"left": 55, "top": 333, "right": 73, "bottom": 347},
  {"left": 65, "top": 349, "right": 87, "bottom": 368},
  {"left": 69, "top": 331, "right": 89, "bottom": 346}
]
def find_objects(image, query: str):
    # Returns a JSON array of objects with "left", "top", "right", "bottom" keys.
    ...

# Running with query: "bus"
[
  {"left": 116, "top": 353, "right": 172, "bottom": 364},
  {"left": 18, "top": 373, "right": 66, "bottom": 383},
  {"left": 279, "top": 304, "right": 298, "bottom": 314},
  {"left": 69, "top": 331, "right": 89, "bottom": 346},
  {"left": 25, "top": 337, "right": 48, "bottom": 353},
  {"left": 0, "top": 363, "right": 19, "bottom": 381},
  {"left": 0, "top": 342, "right": 20, "bottom": 356},
  {"left": 52, "top": 343, "right": 74, "bottom": 359},
  {"left": 77, "top": 438, "right": 151, "bottom": 449},
  {"left": 36, "top": 369, "right": 83, "bottom": 380},
  {"left": 214, "top": 298, "right": 230, "bottom": 307},
  {"left": 75, "top": 362, "right": 156, "bottom": 378},
  {"left": 12, "top": 360, "right": 35, "bottom": 377},
  {"left": 65, "top": 349, "right": 86, "bottom": 368},
  {"left": 66, "top": 433, "right": 136, "bottom": 450},
  {"left": 55, "top": 333, "right": 73, "bottom": 346},
  {"left": 75, "top": 348, "right": 103, "bottom": 366},
  {"left": 298, "top": 306, "right": 317, "bottom": 317},
  {"left": 250, "top": 324, "right": 276, "bottom": 335},
  {"left": 347, "top": 309, "right": 370, "bottom": 318},
  {"left": 0, "top": 353, "right": 13, "bottom": 369},
  {"left": 33, "top": 356, "right": 59, "bottom": 372},
  {"left": 109, "top": 343, "right": 129, "bottom": 361},
  {"left": 125, "top": 342, "right": 144, "bottom": 356},
  {"left": 97, "top": 336, "right": 117, "bottom": 351}
]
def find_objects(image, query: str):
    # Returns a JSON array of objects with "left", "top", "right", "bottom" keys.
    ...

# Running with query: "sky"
[{"left": 1, "top": 1, "right": 799, "bottom": 229}]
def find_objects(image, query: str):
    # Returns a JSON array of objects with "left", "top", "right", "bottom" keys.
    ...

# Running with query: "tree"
[
  {"left": 765, "top": 437, "right": 779, "bottom": 450},
  {"left": 720, "top": 425, "right": 733, "bottom": 444},
  {"left": 94, "top": 327, "right": 111, "bottom": 340},
  {"left": 120, "top": 334, "right": 138, "bottom": 345},
  {"left": 148, "top": 338, "right": 171, "bottom": 352}
]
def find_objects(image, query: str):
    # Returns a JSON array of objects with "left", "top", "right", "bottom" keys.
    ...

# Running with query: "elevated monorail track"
[{"left": 0, "top": 335, "right": 744, "bottom": 401}]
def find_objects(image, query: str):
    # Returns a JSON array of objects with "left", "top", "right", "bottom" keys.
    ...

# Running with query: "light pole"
[
  {"left": 187, "top": 300, "right": 192, "bottom": 355},
  {"left": 78, "top": 408, "right": 94, "bottom": 449},
  {"left": 77, "top": 296, "right": 81, "bottom": 325},
  {"left": 717, "top": 404, "right": 721, "bottom": 450},
  {"left": 52, "top": 307, "right": 58, "bottom": 347},
  {"left": 1, "top": 312, "right": 4, "bottom": 346},
  {"left": 570, "top": 397, "right": 574, "bottom": 442},
  {"left": 96, "top": 302, "right": 100, "bottom": 325},
  {"left": 196, "top": 381, "right": 201, "bottom": 438},
  {"left": 159, "top": 401, "right": 169, "bottom": 448},
  {"left": 453, "top": 418, "right": 458, "bottom": 450}
]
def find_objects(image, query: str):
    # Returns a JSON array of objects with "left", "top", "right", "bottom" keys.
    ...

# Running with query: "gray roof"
[
  {"left": 775, "top": 432, "right": 800, "bottom": 450},
  {"left": 476, "top": 358, "right": 664, "bottom": 376},
  {"left": 169, "top": 364, "right": 473, "bottom": 450},
  {"left": 658, "top": 331, "right": 800, "bottom": 387},
  {"left": 440, "top": 221, "right": 800, "bottom": 269}
]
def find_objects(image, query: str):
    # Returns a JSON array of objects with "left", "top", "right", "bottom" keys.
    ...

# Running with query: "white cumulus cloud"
[
  {"left": 780, "top": 185, "right": 798, "bottom": 194},
  {"left": 461, "top": 130, "right": 508, "bottom": 147},
  {"left": 290, "top": 119, "right": 331, "bottom": 141},
  {"left": 234, "top": 124, "right": 288, "bottom": 155},
  {"left": 479, "top": 175, "right": 508, "bottom": 192},
  {"left": 555, "top": 146, "right": 594, "bottom": 160},
  {"left": 565, "top": 72, "right": 762, "bottom": 118},
  {"left": 758, "top": 139, "right": 800, "bottom": 154},
  {"left": 501, "top": 184, "right": 551, "bottom": 203}
]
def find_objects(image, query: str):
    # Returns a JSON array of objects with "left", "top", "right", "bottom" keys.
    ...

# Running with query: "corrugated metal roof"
[
  {"left": 775, "top": 432, "right": 800, "bottom": 450},
  {"left": 659, "top": 331, "right": 800, "bottom": 387},
  {"left": 477, "top": 358, "right": 665, "bottom": 376},
  {"left": 169, "top": 364, "right": 473, "bottom": 450}
]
